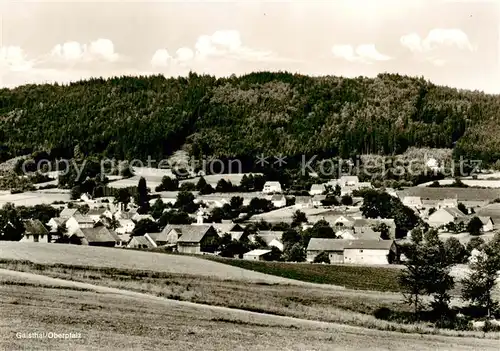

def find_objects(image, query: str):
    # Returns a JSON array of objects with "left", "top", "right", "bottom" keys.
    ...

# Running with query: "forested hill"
[{"left": 1, "top": 72, "right": 499, "bottom": 165}]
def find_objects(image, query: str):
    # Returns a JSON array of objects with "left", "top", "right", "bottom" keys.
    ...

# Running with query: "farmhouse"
[
  {"left": 127, "top": 235, "right": 156, "bottom": 249},
  {"left": 59, "top": 208, "right": 80, "bottom": 219},
  {"left": 353, "top": 219, "right": 396, "bottom": 239},
  {"left": 262, "top": 181, "right": 282, "bottom": 194},
  {"left": 307, "top": 238, "right": 397, "bottom": 264},
  {"left": 47, "top": 217, "right": 67, "bottom": 233},
  {"left": 116, "top": 219, "right": 135, "bottom": 235},
  {"left": 211, "top": 222, "right": 245, "bottom": 238},
  {"left": 66, "top": 213, "right": 95, "bottom": 234},
  {"left": 478, "top": 216, "right": 494, "bottom": 233},
  {"left": 252, "top": 231, "right": 284, "bottom": 251},
  {"left": 69, "top": 227, "right": 119, "bottom": 247},
  {"left": 306, "top": 238, "right": 345, "bottom": 263},
  {"left": 87, "top": 207, "right": 107, "bottom": 223},
  {"left": 309, "top": 184, "right": 326, "bottom": 196},
  {"left": 176, "top": 225, "right": 220, "bottom": 254},
  {"left": 343, "top": 240, "right": 397, "bottom": 265},
  {"left": 271, "top": 194, "right": 286, "bottom": 208},
  {"left": 312, "top": 195, "right": 327, "bottom": 207},
  {"left": 20, "top": 219, "right": 50, "bottom": 243},
  {"left": 294, "top": 196, "right": 313, "bottom": 209},
  {"left": 243, "top": 249, "right": 272, "bottom": 261},
  {"left": 437, "top": 198, "right": 458, "bottom": 209},
  {"left": 427, "top": 208, "right": 467, "bottom": 228},
  {"left": 402, "top": 196, "right": 423, "bottom": 210}
]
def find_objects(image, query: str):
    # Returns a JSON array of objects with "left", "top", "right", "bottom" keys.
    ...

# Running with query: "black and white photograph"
[{"left": 0, "top": 0, "right": 500, "bottom": 350}]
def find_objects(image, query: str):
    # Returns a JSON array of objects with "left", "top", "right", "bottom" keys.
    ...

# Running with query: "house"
[
  {"left": 59, "top": 208, "right": 80, "bottom": 219},
  {"left": 252, "top": 231, "right": 284, "bottom": 251},
  {"left": 335, "top": 228, "right": 356, "bottom": 240},
  {"left": 271, "top": 194, "right": 286, "bottom": 208},
  {"left": 309, "top": 184, "right": 326, "bottom": 196},
  {"left": 343, "top": 240, "right": 397, "bottom": 265},
  {"left": 243, "top": 249, "right": 272, "bottom": 261},
  {"left": 353, "top": 219, "right": 396, "bottom": 239},
  {"left": 211, "top": 222, "right": 245, "bottom": 238},
  {"left": 262, "top": 181, "right": 282, "bottom": 194},
  {"left": 115, "top": 233, "right": 131, "bottom": 247},
  {"left": 176, "top": 225, "right": 220, "bottom": 254},
  {"left": 306, "top": 238, "right": 396, "bottom": 264},
  {"left": 478, "top": 216, "right": 494, "bottom": 232},
  {"left": 294, "top": 196, "right": 313, "bottom": 209},
  {"left": 437, "top": 198, "right": 458, "bottom": 209},
  {"left": 402, "top": 196, "right": 423, "bottom": 210},
  {"left": 47, "top": 217, "right": 68, "bottom": 233},
  {"left": 69, "top": 227, "right": 118, "bottom": 247},
  {"left": 328, "top": 215, "right": 356, "bottom": 228},
  {"left": 127, "top": 235, "right": 156, "bottom": 249},
  {"left": 20, "top": 219, "right": 50, "bottom": 243},
  {"left": 312, "top": 195, "right": 326, "bottom": 207},
  {"left": 339, "top": 176, "right": 359, "bottom": 187},
  {"left": 87, "top": 208, "right": 107, "bottom": 223},
  {"left": 427, "top": 208, "right": 468, "bottom": 228},
  {"left": 65, "top": 213, "right": 95, "bottom": 234},
  {"left": 114, "top": 208, "right": 138, "bottom": 220},
  {"left": 306, "top": 238, "right": 346, "bottom": 263},
  {"left": 132, "top": 213, "right": 154, "bottom": 222},
  {"left": 352, "top": 227, "right": 382, "bottom": 240},
  {"left": 115, "top": 219, "right": 135, "bottom": 235}
]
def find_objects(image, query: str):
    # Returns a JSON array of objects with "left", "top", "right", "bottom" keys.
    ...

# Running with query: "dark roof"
[
  {"left": 24, "top": 219, "right": 49, "bottom": 236},
  {"left": 176, "top": 225, "right": 215, "bottom": 243},
  {"left": 73, "top": 227, "right": 117, "bottom": 244},
  {"left": 87, "top": 208, "right": 106, "bottom": 216},
  {"left": 129, "top": 236, "right": 155, "bottom": 248},
  {"left": 60, "top": 208, "right": 79, "bottom": 219},
  {"left": 307, "top": 238, "right": 394, "bottom": 251},
  {"left": 73, "top": 213, "right": 95, "bottom": 224}
]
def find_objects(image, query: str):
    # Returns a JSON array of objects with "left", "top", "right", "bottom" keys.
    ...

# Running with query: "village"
[{"left": 11, "top": 157, "right": 500, "bottom": 266}]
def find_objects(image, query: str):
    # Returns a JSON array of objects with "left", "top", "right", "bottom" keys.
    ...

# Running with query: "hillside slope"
[{"left": 1, "top": 72, "right": 499, "bottom": 164}]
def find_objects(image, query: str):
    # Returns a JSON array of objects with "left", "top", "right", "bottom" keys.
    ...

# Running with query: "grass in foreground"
[
  {"left": 1, "top": 259, "right": 498, "bottom": 338},
  {"left": 202, "top": 256, "right": 402, "bottom": 292}
]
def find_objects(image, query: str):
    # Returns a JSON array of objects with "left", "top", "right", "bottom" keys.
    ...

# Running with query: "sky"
[{"left": 0, "top": 0, "right": 499, "bottom": 93}]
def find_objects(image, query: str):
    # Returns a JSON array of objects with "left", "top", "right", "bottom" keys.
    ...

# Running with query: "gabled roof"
[
  {"left": 244, "top": 249, "right": 271, "bottom": 257},
  {"left": 87, "top": 208, "right": 106, "bottom": 216},
  {"left": 49, "top": 217, "right": 67, "bottom": 226},
  {"left": 73, "top": 227, "right": 116, "bottom": 244},
  {"left": 255, "top": 231, "right": 284, "bottom": 245},
  {"left": 353, "top": 218, "right": 396, "bottom": 228},
  {"left": 442, "top": 207, "right": 467, "bottom": 218},
  {"left": 478, "top": 216, "right": 493, "bottom": 225},
  {"left": 344, "top": 239, "right": 394, "bottom": 250},
  {"left": 212, "top": 223, "right": 242, "bottom": 235},
  {"left": 60, "top": 208, "right": 79, "bottom": 219},
  {"left": 176, "top": 225, "right": 215, "bottom": 243},
  {"left": 264, "top": 181, "right": 281, "bottom": 187},
  {"left": 146, "top": 231, "right": 168, "bottom": 243},
  {"left": 129, "top": 235, "right": 156, "bottom": 248},
  {"left": 310, "top": 184, "right": 326, "bottom": 191},
  {"left": 307, "top": 238, "right": 346, "bottom": 251},
  {"left": 72, "top": 213, "right": 95, "bottom": 224},
  {"left": 24, "top": 219, "right": 49, "bottom": 236}
]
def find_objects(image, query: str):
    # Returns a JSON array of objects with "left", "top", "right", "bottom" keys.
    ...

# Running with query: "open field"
[
  {"left": 1, "top": 268, "right": 499, "bottom": 350},
  {"left": 0, "top": 191, "right": 70, "bottom": 207},
  {"left": 204, "top": 257, "right": 402, "bottom": 292},
  {"left": 0, "top": 242, "right": 328, "bottom": 286}
]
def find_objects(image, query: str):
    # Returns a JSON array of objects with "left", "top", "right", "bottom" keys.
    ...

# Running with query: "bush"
[{"left": 313, "top": 251, "right": 330, "bottom": 264}]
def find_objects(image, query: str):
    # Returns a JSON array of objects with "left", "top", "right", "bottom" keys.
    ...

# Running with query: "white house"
[
  {"left": 271, "top": 194, "right": 286, "bottom": 208},
  {"left": 343, "top": 240, "right": 397, "bottom": 265},
  {"left": 294, "top": 196, "right": 313, "bottom": 209},
  {"left": 402, "top": 196, "right": 423, "bottom": 210},
  {"left": 243, "top": 249, "right": 272, "bottom": 261},
  {"left": 427, "top": 208, "right": 467, "bottom": 228},
  {"left": 309, "top": 184, "right": 326, "bottom": 196},
  {"left": 116, "top": 219, "right": 135, "bottom": 235},
  {"left": 262, "top": 181, "right": 282, "bottom": 194},
  {"left": 306, "top": 238, "right": 396, "bottom": 264},
  {"left": 312, "top": 195, "right": 326, "bottom": 207},
  {"left": 65, "top": 214, "right": 95, "bottom": 234},
  {"left": 478, "top": 216, "right": 494, "bottom": 232},
  {"left": 437, "top": 198, "right": 458, "bottom": 209}
]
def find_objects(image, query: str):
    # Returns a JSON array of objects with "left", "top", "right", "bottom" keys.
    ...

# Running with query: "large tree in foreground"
[{"left": 462, "top": 234, "right": 500, "bottom": 317}]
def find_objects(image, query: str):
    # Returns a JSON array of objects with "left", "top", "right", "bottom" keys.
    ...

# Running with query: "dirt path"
[{"left": 0, "top": 268, "right": 498, "bottom": 350}]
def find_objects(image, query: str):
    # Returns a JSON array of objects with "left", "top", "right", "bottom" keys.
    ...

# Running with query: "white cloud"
[
  {"left": 176, "top": 47, "right": 194, "bottom": 62},
  {"left": 400, "top": 29, "right": 474, "bottom": 53},
  {"left": 151, "top": 30, "right": 285, "bottom": 70},
  {"left": 331, "top": 44, "right": 391, "bottom": 64},
  {"left": 151, "top": 49, "right": 171, "bottom": 68},
  {"left": 50, "top": 38, "right": 120, "bottom": 62},
  {"left": 0, "top": 46, "right": 33, "bottom": 72}
]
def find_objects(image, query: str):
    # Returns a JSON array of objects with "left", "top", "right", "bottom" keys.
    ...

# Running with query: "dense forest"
[{"left": 0, "top": 71, "right": 499, "bottom": 166}]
